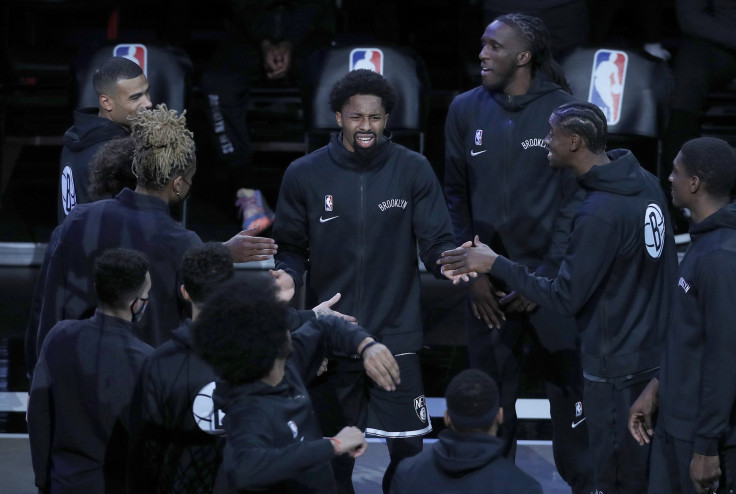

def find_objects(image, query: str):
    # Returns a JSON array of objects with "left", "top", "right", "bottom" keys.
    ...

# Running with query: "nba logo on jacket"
[
  {"left": 113, "top": 44, "right": 148, "bottom": 77},
  {"left": 349, "top": 48, "right": 383, "bottom": 74},
  {"left": 588, "top": 49, "right": 628, "bottom": 126}
]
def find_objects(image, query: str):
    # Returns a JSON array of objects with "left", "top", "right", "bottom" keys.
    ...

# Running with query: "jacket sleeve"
[
  {"left": 692, "top": 250, "right": 736, "bottom": 456},
  {"left": 36, "top": 228, "right": 69, "bottom": 360},
  {"left": 491, "top": 212, "right": 620, "bottom": 317},
  {"left": 676, "top": 0, "right": 736, "bottom": 51},
  {"left": 286, "top": 308, "right": 317, "bottom": 331},
  {"left": 27, "top": 347, "right": 53, "bottom": 492},
  {"left": 224, "top": 406, "right": 335, "bottom": 490},
  {"left": 443, "top": 98, "right": 474, "bottom": 245},
  {"left": 412, "top": 158, "right": 458, "bottom": 279},
  {"left": 273, "top": 165, "right": 310, "bottom": 288},
  {"left": 537, "top": 170, "right": 584, "bottom": 278},
  {"left": 290, "top": 317, "right": 370, "bottom": 380}
]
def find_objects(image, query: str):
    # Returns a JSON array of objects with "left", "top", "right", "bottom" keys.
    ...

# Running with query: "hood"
[
  {"left": 690, "top": 202, "right": 736, "bottom": 238},
  {"left": 432, "top": 429, "right": 505, "bottom": 475},
  {"left": 491, "top": 74, "right": 567, "bottom": 112},
  {"left": 170, "top": 319, "right": 194, "bottom": 349},
  {"left": 577, "top": 149, "right": 643, "bottom": 196},
  {"left": 213, "top": 374, "right": 292, "bottom": 413},
  {"left": 328, "top": 131, "right": 393, "bottom": 171},
  {"left": 62, "top": 107, "right": 129, "bottom": 151}
]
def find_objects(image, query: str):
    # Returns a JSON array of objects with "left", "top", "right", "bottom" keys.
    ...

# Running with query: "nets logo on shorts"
[
  {"left": 414, "top": 395, "right": 427, "bottom": 423},
  {"left": 349, "top": 48, "right": 384, "bottom": 74},
  {"left": 588, "top": 49, "right": 628, "bottom": 126},
  {"left": 113, "top": 43, "right": 148, "bottom": 77}
]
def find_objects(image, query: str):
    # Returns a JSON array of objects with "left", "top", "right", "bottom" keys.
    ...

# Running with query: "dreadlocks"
[
  {"left": 130, "top": 104, "right": 196, "bottom": 190},
  {"left": 495, "top": 13, "right": 571, "bottom": 93}
]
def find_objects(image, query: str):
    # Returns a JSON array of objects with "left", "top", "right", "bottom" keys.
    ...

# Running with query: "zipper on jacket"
[{"left": 357, "top": 172, "right": 365, "bottom": 323}]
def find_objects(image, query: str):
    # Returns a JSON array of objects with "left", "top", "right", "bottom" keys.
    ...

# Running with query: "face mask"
[{"left": 130, "top": 297, "right": 148, "bottom": 323}]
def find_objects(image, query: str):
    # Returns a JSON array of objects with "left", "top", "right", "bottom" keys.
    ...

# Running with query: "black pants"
[
  {"left": 585, "top": 375, "right": 654, "bottom": 493},
  {"left": 465, "top": 303, "right": 594, "bottom": 493}
]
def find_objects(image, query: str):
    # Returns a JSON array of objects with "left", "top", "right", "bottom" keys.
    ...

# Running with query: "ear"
[
  {"left": 172, "top": 175, "right": 185, "bottom": 194},
  {"left": 689, "top": 175, "right": 701, "bottom": 194},
  {"left": 443, "top": 410, "right": 451, "bottom": 428},
  {"left": 569, "top": 133, "right": 583, "bottom": 152},
  {"left": 496, "top": 407, "right": 504, "bottom": 425},
  {"left": 99, "top": 93, "right": 113, "bottom": 112},
  {"left": 516, "top": 50, "right": 532, "bottom": 67},
  {"left": 335, "top": 111, "right": 344, "bottom": 128},
  {"left": 180, "top": 284, "right": 191, "bottom": 302}
]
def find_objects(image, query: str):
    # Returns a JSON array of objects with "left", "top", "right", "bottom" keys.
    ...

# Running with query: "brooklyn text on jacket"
[{"left": 378, "top": 199, "right": 408, "bottom": 211}]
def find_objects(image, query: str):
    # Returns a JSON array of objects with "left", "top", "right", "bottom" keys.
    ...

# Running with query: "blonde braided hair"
[{"left": 131, "top": 104, "right": 196, "bottom": 190}]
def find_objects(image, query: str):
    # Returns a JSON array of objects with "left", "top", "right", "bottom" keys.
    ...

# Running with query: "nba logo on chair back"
[
  {"left": 113, "top": 44, "right": 148, "bottom": 77},
  {"left": 349, "top": 48, "right": 384, "bottom": 74},
  {"left": 588, "top": 49, "right": 628, "bottom": 126}
]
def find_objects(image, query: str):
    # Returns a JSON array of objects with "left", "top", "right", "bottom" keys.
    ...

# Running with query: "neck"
[
  {"left": 98, "top": 304, "right": 131, "bottom": 321},
  {"left": 503, "top": 69, "right": 532, "bottom": 96},
  {"left": 261, "top": 359, "right": 286, "bottom": 386},
  {"left": 575, "top": 151, "right": 610, "bottom": 176},
  {"left": 690, "top": 196, "right": 730, "bottom": 224},
  {"left": 135, "top": 185, "right": 175, "bottom": 204}
]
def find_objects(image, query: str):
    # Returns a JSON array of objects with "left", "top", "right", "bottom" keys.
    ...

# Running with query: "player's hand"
[
  {"left": 438, "top": 236, "right": 497, "bottom": 279},
  {"left": 269, "top": 269, "right": 295, "bottom": 302},
  {"left": 499, "top": 291, "right": 537, "bottom": 313},
  {"left": 261, "top": 40, "right": 292, "bottom": 79},
  {"left": 468, "top": 276, "right": 506, "bottom": 329},
  {"left": 690, "top": 453, "right": 720, "bottom": 494},
  {"left": 628, "top": 377, "right": 658, "bottom": 446},
  {"left": 224, "top": 229, "right": 277, "bottom": 263},
  {"left": 312, "top": 293, "right": 357, "bottom": 324},
  {"left": 359, "top": 339, "right": 400, "bottom": 391},
  {"left": 439, "top": 241, "right": 477, "bottom": 284},
  {"left": 332, "top": 426, "right": 367, "bottom": 458}
]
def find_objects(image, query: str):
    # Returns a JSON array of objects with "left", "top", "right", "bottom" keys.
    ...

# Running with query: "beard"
[{"left": 352, "top": 131, "right": 380, "bottom": 166}]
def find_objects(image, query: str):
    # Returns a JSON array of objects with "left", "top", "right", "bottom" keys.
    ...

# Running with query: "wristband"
[
  {"left": 359, "top": 340, "right": 378, "bottom": 358},
  {"left": 329, "top": 437, "right": 341, "bottom": 453}
]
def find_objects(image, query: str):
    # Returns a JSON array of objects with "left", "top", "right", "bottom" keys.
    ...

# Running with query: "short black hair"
[
  {"left": 328, "top": 69, "right": 397, "bottom": 114},
  {"left": 94, "top": 248, "right": 149, "bottom": 307},
  {"left": 445, "top": 369, "right": 500, "bottom": 433},
  {"left": 93, "top": 56, "right": 144, "bottom": 96},
  {"left": 193, "top": 276, "right": 290, "bottom": 384},
  {"left": 181, "top": 242, "right": 234, "bottom": 304},
  {"left": 551, "top": 101, "right": 608, "bottom": 153},
  {"left": 88, "top": 137, "right": 137, "bottom": 199},
  {"left": 679, "top": 137, "right": 736, "bottom": 198}
]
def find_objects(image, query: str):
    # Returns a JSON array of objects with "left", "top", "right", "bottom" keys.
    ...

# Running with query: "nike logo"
[
  {"left": 571, "top": 417, "right": 587, "bottom": 428},
  {"left": 319, "top": 216, "right": 339, "bottom": 223},
  {"left": 470, "top": 149, "right": 487, "bottom": 156}
]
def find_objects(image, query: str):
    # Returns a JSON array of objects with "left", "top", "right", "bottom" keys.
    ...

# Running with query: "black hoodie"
[
  {"left": 273, "top": 133, "right": 456, "bottom": 354},
  {"left": 659, "top": 202, "right": 736, "bottom": 456},
  {"left": 58, "top": 108, "right": 129, "bottom": 224},
  {"left": 444, "top": 74, "right": 583, "bottom": 279},
  {"left": 491, "top": 149, "right": 678, "bottom": 379},
  {"left": 390, "top": 429, "right": 542, "bottom": 493}
]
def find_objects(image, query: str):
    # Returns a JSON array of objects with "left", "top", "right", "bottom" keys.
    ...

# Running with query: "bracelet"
[
  {"left": 329, "top": 437, "right": 341, "bottom": 453},
  {"left": 359, "top": 340, "right": 378, "bottom": 358}
]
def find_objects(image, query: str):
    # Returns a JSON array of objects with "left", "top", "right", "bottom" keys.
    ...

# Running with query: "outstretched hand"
[
  {"left": 224, "top": 228, "right": 277, "bottom": 263},
  {"left": 332, "top": 426, "right": 367, "bottom": 458},
  {"left": 312, "top": 293, "right": 357, "bottom": 324},
  {"left": 438, "top": 236, "right": 498, "bottom": 284}
]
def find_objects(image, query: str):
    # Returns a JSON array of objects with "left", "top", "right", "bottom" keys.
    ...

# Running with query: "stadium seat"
[{"left": 302, "top": 44, "right": 431, "bottom": 154}]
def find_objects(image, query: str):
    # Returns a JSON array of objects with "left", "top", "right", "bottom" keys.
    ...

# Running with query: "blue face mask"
[{"left": 130, "top": 297, "right": 148, "bottom": 323}]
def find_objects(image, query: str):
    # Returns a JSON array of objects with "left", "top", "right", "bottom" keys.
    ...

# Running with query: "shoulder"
[{"left": 449, "top": 86, "right": 491, "bottom": 112}]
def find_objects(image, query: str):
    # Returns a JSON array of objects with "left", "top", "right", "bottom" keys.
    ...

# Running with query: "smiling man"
[
  {"left": 440, "top": 101, "right": 679, "bottom": 493},
  {"left": 271, "top": 69, "right": 457, "bottom": 493},
  {"left": 58, "top": 56, "right": 153, "bottom": 223},
  {"left": 443, "top": 13, "right": 594, "bottom": 494}
]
